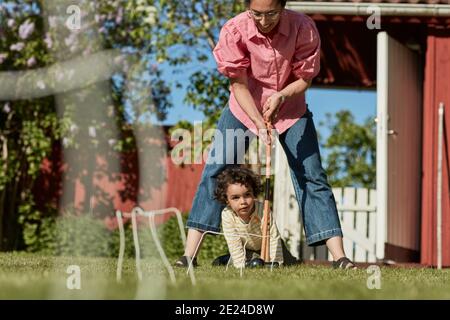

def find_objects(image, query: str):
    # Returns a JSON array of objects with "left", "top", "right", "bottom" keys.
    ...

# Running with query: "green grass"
[{"left": 1, "top": 252, "right": 449, "bottom": 299}]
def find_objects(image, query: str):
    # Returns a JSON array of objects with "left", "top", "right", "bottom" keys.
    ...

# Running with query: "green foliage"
[
  {"left": 0, "top": 0, "right": 172, "bottom": 250},
  {"left": 157, "top": 212, "right": 186, "bottom": 259},
  {"left": 22, "top": 216, "right": 57, "bottom": 255},
  {"left": 184, "top": 70, "right": 230, "bottom": 129},
  {"left": 0, "top": 0, "right": 245, "bottom": 252},
  {"left": 155, "top": 0, "right": 244, "bottom": 66},
  {"left": 197, "top": 232, "right": 229, "bottom": 262},
  {"left": 319, "top": 110, "right": 376, "bottom": 188},
  {"left": 157, "top": 1, "right": 245, "bottom": 132},
  {"left": 146, "top": 213, "right": 229, "bottom": 262},
  {"left": 23, "top": 212, "right": 228, "bottom": 262},
  {"left": 24, "top": 212, "right": 159, "bottom": 258}
]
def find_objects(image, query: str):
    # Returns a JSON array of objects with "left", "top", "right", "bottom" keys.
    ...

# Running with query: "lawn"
[{"left": 1, "top": 252, "right": 449, "bottom": 299}]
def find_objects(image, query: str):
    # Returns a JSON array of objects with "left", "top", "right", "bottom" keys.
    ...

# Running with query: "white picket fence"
[
  {"left": 273, "top": 140, "right": 378, "bottom": 263},
  {"left": 293, "top": 188, "right": 377, "bottom": 263},
  {"left": 335, "top": 187, "right": 377, "bottom": 262}
]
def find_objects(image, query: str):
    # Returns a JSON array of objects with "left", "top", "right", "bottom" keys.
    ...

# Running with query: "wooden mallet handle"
[{"left": 261, "top": 123, "right": 272, "bottom": 262}]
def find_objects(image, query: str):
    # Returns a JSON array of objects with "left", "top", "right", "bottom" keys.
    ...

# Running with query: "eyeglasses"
[{"left": 249, "top": 9, "right": 282, "bottom": 20}]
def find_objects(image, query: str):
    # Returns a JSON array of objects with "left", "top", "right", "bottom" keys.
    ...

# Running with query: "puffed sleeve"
[
  {"left": 291, "top": 16, "right": 321, "bottom": 81},
  {"left": 213, "top": 23, "right": 250, "bottom": 79}
]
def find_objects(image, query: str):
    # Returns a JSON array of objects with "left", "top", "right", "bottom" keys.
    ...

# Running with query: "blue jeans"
[{"left": 186, "top": 106, "right": 343, "bottom": 246}]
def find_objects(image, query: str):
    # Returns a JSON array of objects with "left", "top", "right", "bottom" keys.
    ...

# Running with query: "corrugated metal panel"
[
  {"left": 287, "top": 0, "right": 450, "bottom": 18},
  {"left": 421, "top": 29, "right": 450, "bottom": 267},
  {"left": 313, "top": 22, "right": 377, "bottom": 88},
  {"left": 383, "top": 33, "right": 422, "bottom": 254},
  {"left": 291, "top": 1, "right": 450, "bottom": 4}
]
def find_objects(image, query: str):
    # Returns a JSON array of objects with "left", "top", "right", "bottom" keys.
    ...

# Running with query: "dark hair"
[
  {"left": 214, "top": 166, "right": 261, "bottom": 205},
  {"left": 245, "top": 0, "right": 287, "bottom": 7}
]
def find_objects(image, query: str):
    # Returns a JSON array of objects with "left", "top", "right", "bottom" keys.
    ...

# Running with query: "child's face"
[{"left": 225, "top": 183, "right": 255, "bottom": 218}]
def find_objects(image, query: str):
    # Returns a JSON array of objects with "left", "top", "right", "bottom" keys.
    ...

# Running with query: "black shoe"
[
  {"left": 281, "top": 239, "right": 302, "bottom": 265},
  {"left": 332, "top": 257, "right": 357, "bottom": 269},
  {"left": 212, "top": 254, "right": 231, "bottom": 266},
  {"left": 245, "top": 258, "right": 265, "bottom": 268},
  {"left": 174, "top": 256, "right": 198, "bottom": 268}
]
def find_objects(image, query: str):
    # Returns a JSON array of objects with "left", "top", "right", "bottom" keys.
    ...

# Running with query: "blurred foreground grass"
[{"left": 1, "top": 252, "right": 449, "bottom": 299}]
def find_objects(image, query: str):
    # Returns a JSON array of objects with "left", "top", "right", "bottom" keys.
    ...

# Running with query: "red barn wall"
[{"left": 421, "top": 27, "right": 450, "bottom": 267}]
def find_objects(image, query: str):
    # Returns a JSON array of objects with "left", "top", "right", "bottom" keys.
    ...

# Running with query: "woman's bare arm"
[
  {"left": 279, "top": 78, "right": 312, "bottom": 101},
  {"left": 230, "top": 75, "right": 271, "bottom": 145}
]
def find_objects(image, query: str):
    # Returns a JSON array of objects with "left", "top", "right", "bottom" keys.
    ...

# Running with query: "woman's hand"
[
  {"left": 254, "top": 119, "right": 272, "bottom": 146},
  {"left": 262, "top": 92, "right": 285, "bottom": 122}
]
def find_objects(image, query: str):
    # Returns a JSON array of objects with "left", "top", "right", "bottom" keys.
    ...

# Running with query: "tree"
[
  {"left": 0, "top": 0, "right": 244, "bottom": 250},
  {"left": 319, "top": 110, "right": 376, "bottom": 189},
  {"left": 154, "top": 0, "right": 244, "bottom": 129},
  {"left": 0, "top": 0, "right": 170, "bottom": 250}
]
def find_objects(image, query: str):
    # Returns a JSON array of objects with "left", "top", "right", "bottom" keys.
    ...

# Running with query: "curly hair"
[
  {"left": 214, "top": 166, "right": 262, "bottom": 205},
  {"left": 245, "top": 0, "right": 287, "bottom": 7}
]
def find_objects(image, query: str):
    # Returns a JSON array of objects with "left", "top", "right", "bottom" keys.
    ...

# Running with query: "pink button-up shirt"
[{"left": 213, "top": 9, "right": 321, "bottom": 135}]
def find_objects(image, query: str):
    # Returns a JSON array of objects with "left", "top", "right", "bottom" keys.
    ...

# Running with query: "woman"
[{"left": 175, "top": 0, "right": 356, "bottom": 269}]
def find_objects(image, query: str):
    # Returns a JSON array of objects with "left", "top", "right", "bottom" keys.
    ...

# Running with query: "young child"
[{"left": 213, "top": 166, "right": 284, "bottom": 268}]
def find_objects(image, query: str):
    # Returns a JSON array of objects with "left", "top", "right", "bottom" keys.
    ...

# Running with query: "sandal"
[
  {"left": 332, "top": 257, "right": 357, "bottom": 269},
  {"left": 174, "top": 256, "right": 198, "bottom": 268}
]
